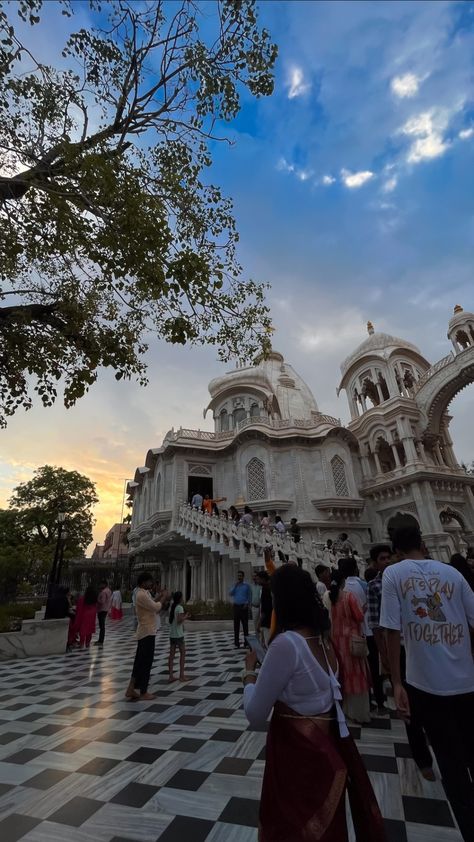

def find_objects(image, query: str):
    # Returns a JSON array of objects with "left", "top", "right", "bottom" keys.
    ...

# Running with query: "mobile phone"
[{"left": 245, "top": 635, "right": 266, "bottom": 664}]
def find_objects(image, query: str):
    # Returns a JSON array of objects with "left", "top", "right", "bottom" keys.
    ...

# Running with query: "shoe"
[{"left": 94, "top": 641, "right": 104, "bottom": 647}]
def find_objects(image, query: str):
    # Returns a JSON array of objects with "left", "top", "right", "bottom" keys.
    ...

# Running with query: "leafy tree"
[
  {"left": 8, "top": 464, "right": 98, "bottom": 556},
  {"left": 0, "top": 0, "right": 277, "bottom": 427},
  {"left": 0, "top": 508, "right": 33, "bottom": 602}
]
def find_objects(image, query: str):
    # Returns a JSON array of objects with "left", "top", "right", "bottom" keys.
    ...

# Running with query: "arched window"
[
  {"left": 247, "top": 457, "right": 267, "bottom": 501},
  {"left": 155, "top": 473, "right": 161, "bottom": 511},
  {"left": 250, "top": 402, "right": 260, "bottom": 418},
  {"left": 219, "top": 409, "right": 229, "bottom": 431},
  {"left": 331, "top": 455, "right": 349, "bottom": 497},
  {"left": 233, "top": 407, "right": 246, "bottom": 426}
]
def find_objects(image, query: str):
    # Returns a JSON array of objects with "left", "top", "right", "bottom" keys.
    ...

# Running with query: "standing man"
[
  {"left": 229, "top": 570, "right": 251, "bottom": 648},
  {"left": 95, "top": 580, "right": 112, "bottom": 648},
  {"left": 202, "top": 493, "right": 227, "bottom": 515},
  {"left": 125, "top": 571, "right": 167, "bottom": 700},
  {"left": 381, "top": 526, "right": 474, "bottom": 841},
  {"left": 191, "top": 490, "right": 203, "bottom": 510},
  {"left": 250, "top": 572, "right": 262, "bottom": 633}
]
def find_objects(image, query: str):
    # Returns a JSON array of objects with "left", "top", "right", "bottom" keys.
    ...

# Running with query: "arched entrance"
[{"left": 387, "top": 512, "right": 419, "bottom": 541}]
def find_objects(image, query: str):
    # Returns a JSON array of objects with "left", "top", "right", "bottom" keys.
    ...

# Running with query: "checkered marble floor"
[{"left": 0, "top": 620, "right": 462, "bottom": 842}]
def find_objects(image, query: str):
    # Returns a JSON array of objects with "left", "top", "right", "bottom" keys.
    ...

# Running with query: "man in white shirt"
[
  {"left": 191, "top": 491, "right": 203, "bottom": 509},
  {"left": 381, "top": 526, "right": 474, "bottom": 841}
]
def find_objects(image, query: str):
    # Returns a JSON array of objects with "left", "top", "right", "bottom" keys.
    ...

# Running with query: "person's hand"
[
  {"left": 393, "top": 682, "right": 410, "bottom": 722},
  {"left": 245, "top": 650, "right": 258, "bottom": 671}
]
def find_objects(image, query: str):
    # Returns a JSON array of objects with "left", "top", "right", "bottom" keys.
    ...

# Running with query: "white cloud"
[
  {"left": 459, "top": 127, "right": 474, "bottom": 140},
  {"left": 297, "top": 169, "right": 313, "bottom": 182},
  {"left": 287, "top": 66, "right": 311, "bottom": 99},
  {"left": 321, "top": 174, "right": 336, "bottom": 185},
  {"left": 277, "top": 157, "right": 295, "bottom": 174},
  {"left": 391, "top": 72, "right": 422, "bottom": 99},
  {"left": 382, "top": 176, "right": 398, "bottom": 193},
  {"left": 340, "top": 168, "right": 374, "bottom": 189},
  {"left": 400, "top": 109, "right": 450, "bottom": 163}
]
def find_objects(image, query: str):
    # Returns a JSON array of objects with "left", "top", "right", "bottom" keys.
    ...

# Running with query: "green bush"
[
  {"left": 0, "top": 602, "right": 42, "bottom": 633},
  {"left": 186, "top": 599, "right": 233, "bottom": 620}
]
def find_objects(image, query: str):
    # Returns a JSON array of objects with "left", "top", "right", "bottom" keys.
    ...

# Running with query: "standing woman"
[
  {"left": 243, "top": 565, "right": 384, "bottom": 841},
  {"left": 74, "top": 585, "right": 98, "bottom": 649},
  {"left": 329, "top": 569, "right": 371, "bottom": 724},
  {"left": 110, "top": 585, "right": 123, "bottom": 620}
]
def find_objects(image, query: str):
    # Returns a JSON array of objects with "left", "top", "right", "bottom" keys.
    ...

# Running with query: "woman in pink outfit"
[
  {"left": 329, "top": 569, "right": 371, "bottom": 724},
  {"left": 73, "top": 585, "right": 98, "bottom": 648}
]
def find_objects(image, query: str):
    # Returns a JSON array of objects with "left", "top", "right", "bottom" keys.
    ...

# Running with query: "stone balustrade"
[{"left": 177, "top": 504, "right": 325, "bottom": 569}]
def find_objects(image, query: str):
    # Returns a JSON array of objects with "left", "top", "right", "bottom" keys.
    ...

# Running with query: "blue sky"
[{"left": 1, "top": 0, "right": 474, "bottom": 548}]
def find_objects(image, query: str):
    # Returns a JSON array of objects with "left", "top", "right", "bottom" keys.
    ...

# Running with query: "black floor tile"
[
  {"left": 77, "top": 757, "right": 120, "bottom": 775},
  {"left": 76, "top": 717, "right": 106, "bottom": 728},
  {"left": 208, "top": 708, "right": 234, "bottom": 718},
  {"left": 364, "top": 717, "right": 392, "bottom": 730},
  {"left": 394, "top": 742, "right": 413, "bottom": 759},
  {"left": 54, "top": 739, "right": 90, "bottom": 753},
  {"left": 111, "top": 782, "right": 159, "bottom": 807},
  {"left": 214, "top": 757, "right": 253, "bottom": 775},
  {"left": 206, "top": 693, "right": 229, "bottom": 700},
  {"left": 165, "top": 769, "right": 209, "bottom": 791},
  {"left": 361, "top": 754, "right": 398, "bottom": 773},
  {"left": 95, "top": 730, "right": 129, "bottom": 743},
  {"left": 175, "top": 715, "right": 203, "bottom": 726},
  {"left": 158, "top": 816, "right": 214, "bottom": 842},
  {"left": 137, "top": 722, "right": 167, "bottom": 735},
  {"left": 0, "top": 783, "right": 14, "bottom": 797},
  {"left": 25, "top": 769, "right": 72, "bottom": 789},
  {"left": 210, "top": 728, "right": 242, "bottom": 742},
  {"left": 402, "top": 795, "right": 455, "bottom": 827},
  {"left": 17, "top": 713, "right": 43, "bottom": 722},
  {"left": 34, "top": 724, "right": 68, "bottom": 736},
  {"left": 48, "top": 795, "right": 103, "bottom": 827},
  {"left": 146, "top": 703, "right": 170, "bottom": 714},
  {"left": 171, "top": 737, "right": 207, "bottom": 752},
  {"left": 384, "top": 819, "right": 408, "bottom": 842},
  {"left": 55, "top": 705, "right": 82, "bottom": 716},
  {"left": 3, "top": 748, "right": 44, "bottom": 764},
  {"left": 108, "top": 709, "right": 140, "bottom": 720},
  {"left": 126, "top": 747, "right": 165, "bottom": 764},
  {"left": 0, "top": 732, "right": 23, "bottom": 745},
  {"left": 219, "top": 796, "right": 259, "bottom": 827},
  {"left": 0, "top": 814, "right": 40, "bottom": 842}
]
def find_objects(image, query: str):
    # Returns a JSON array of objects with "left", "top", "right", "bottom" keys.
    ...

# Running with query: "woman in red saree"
[
  {"left": 243, "top": 565, "right": 385, "bottom": 842},
  {"left": 72, "top": 585, "right": 98, "bottom": 649}
]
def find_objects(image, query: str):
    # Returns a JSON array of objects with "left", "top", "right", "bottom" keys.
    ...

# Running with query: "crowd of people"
[{"left": 235, "top": 528, "right": 474, "bottom": 841}]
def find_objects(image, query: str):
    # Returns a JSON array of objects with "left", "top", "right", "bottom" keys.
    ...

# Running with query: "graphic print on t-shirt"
[{"left": 401, "top": 572, "right": 461, "bottom": 645}]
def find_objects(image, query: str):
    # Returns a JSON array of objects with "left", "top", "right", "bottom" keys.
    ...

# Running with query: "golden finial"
[
  {"left": 367, "top": 320, "right": 375, "bottom": 335},
  {"left": 454, "top": 304, "right": 463, "bottom": 314}
]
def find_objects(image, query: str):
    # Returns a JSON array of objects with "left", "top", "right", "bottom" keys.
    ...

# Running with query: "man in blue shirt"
[{"left": 229, "top": 570, "right": 252, "bottom": 648}]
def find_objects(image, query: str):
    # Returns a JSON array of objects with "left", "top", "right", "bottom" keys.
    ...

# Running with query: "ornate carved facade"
[{"left": 127, "top": 307, "right": 474, "bottom": 599}]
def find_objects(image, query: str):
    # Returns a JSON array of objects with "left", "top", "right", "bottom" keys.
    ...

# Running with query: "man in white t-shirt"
[{"left": 380, "top": 526, "right": 474, "bottom": 841}]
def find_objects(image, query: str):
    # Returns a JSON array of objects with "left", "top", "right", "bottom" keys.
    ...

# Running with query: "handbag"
[{"left": 343, "top": 592, "right": 368, "bottom": 658}]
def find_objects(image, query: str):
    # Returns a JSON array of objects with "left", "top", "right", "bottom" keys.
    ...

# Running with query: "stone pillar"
[
  {"left": 391, "top": 443, "right": 401, "bottom": 468},
  {"left": 374, "top": 451, "right": 382, "bottom": 475},
  {"left": 434, "top": 442, "right": 444, "bottom": 467}
]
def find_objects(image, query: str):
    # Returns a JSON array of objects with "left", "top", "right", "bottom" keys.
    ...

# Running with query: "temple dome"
[
  {"left": 448, "top": 304, "right": 474, "bottom": 331},
  {"left": 205, "top": 350, "right": 319, "bottom": 421},
  {"left": 340, "top": 322, "right": 425, "bottom": 379}
]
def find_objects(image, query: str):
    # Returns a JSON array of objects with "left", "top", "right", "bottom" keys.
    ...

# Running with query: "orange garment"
[{"left": 202, "top": 498, "right": 213, "bottom": 514}]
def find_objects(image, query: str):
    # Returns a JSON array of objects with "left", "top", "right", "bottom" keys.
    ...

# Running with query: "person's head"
[
  {"left": 339, "top": 532, "right": 348, "bottom": 541},
  {"left": 338, "top": 556, "right": 359, "bottom": 578},
  {"left": 222, "top": 509, "right": 228, "bottom": 519},
  {"left": 271, "top": 565, "right": 329, "bottom": 636},
  {"left": 204, "top": 493, "right": 210, "bottom": 500},
  {"left": 364, "top": 566, "right": 378, "bottom": 583},
  {"left": 257, "top": 571, "right": 270, "bottom": 587},
  {"left": 315, "top": 564, "right": 331, "bottom": 588},
  {"left": 392, "top": 526, "right": 423, "bottom": 558},
  {"left": 237, "top": 570, "right": 245, "bottom": 583},
  {"left": 84, "top": 584, "right": 98, "bottom": 605},
  {"left": 290, "top": 517, "right": 298, "bottom": 525},
  {"left": 275, "top": 515, "right": 282, "bottom": 524},
  {"left": 329, "top": 569, "right": 346, "bottom": 605},
  {"left": 261, "top": 511, "right": 268, "bottom": 518},
  {"left": 169, "top": 590, "right": 183, "bottom": 623},
  {"left": 326, "top": 538, "right": 333, "bottom": 548},
  {"left": 137, "top": 571, "right": 154, "bottom": 590},
  {"left": 369, "top": 544, "right": 392, "bottom": 572},
  {"left": 244, "top": 505, "right": 252, "bottom": 514},
  {"left": 98, "top": 579, "right": 108, "bottom": 590}
]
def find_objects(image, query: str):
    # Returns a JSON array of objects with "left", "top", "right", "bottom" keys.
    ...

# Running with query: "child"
[
  {"left": 110, "top": 586, "right": 123, "bottom": 620},
  {"left": 168, "top": 591, "right": 190, "bottom": 683}
]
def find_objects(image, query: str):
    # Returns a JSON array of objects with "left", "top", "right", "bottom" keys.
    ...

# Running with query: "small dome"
[
  {"left": 340, "top": 322, "right": 424, "bottom": 378},
  {"left": 448, "top": 305, "right": 474, "bottom": 331}
]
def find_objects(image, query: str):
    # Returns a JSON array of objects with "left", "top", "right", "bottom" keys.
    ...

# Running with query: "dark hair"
[
  {"left": 326, "top": 539, "right": 333, "bottom": 546},
  {"left": 257, "top": 570, "right": 270, "bottom": 582},
  {"left": 392, "top": 526, "right": 422, "bottom": 553},
  {"left": 450, "top": 554, "right": 474, "bottom": 590},
  {"left": 84, "top": 585, "right": 98, "bottom": 605},
  {"left": 338, "top": 556, "right": 358, "bottom": 578},
  {"left": 262, "top": 511, "right": 268, "bottom": 518},
  {"left": 238, "top": 569, "right": 245, "bottom": 577},
  {"left": 271, "top": 564, "right": 329, "bottom": 635},
  {"left": 364, "top": 566, "right": 378, "bottom": 583},
  {"left": 315, "top": 564, "right": 329, "bottom": 578},
  {"left": 99, "top": 579, "right": 108, "bottom": 587},
  {"left": 169, "top": 591, "right": 183, "bottom": 624},
  {"left": 275, "top": 515, "right": 282, "bottom": 523},
  {"left": 369, "top": 544, "right": 391, "bottom": 562},
  {"left": 137, "top": 571, "right": 153, "bottom": 586},
  {"left": 244, "top": 505, "right": 252, "bottom": 514},
  {"left": 340, "top": 532, "right": 348, "bottom": 540},
  {"left": 329, "top": 569, "right": 345, "bottom": 605},
  {"left": 291, "top": 517, "right": 297, "bottom": 524}
]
